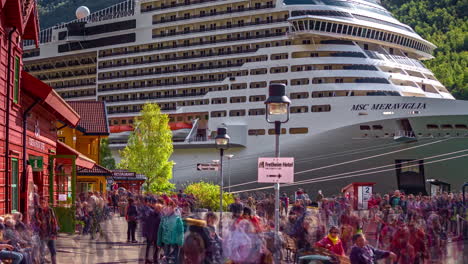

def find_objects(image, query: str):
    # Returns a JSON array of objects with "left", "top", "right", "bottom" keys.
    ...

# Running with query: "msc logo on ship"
[{"left": 351, "top": 103, "right": 427, "bottom": 111}]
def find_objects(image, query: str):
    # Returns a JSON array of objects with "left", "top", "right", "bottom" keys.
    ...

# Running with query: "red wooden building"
[{"left": 0, "top": 0, "right": 80, "bottom": 215}]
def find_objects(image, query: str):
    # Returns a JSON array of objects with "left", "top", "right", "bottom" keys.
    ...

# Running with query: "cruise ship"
[{"left": 23, "top": 0, "right": 468, "bottom": 195}]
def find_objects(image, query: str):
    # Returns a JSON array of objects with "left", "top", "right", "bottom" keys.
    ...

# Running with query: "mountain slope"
[{"left": 38, "top": 0, "right": 467, "bottom": 99}]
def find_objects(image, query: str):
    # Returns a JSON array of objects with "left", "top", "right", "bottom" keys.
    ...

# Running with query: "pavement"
[
  {"left": 55, "top": 214, "right": 468, "bottom": 264},
  {"left": 56, "top": 215, "right": 148, "bottom": 264}
]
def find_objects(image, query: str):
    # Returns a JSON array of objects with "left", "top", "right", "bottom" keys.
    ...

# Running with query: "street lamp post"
[
  {"left": 215, "top": 127, "right": 230, "bottom": 236},
  {"left": 226, "top": 154, "right": 234, "bottom": 192},
  {"left": 265, "top": 83, "right": 291, "bottom": 264}
]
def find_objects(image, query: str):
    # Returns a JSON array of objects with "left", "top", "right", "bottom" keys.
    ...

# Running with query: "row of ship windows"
[
  {"left": 141, "top": 0, "right": 272, "bottom": 13},
  {"left": 290, "top": 19, "right": 432, "bottom": 53},
  {"left": 210, "top": 105, "right": 331, "bottom": 117},
  {"left": 97, "top": 50, "right": 375, "bottom": 80},
  {"left": 358, "top": 124, "right": 468, "bottom": 131},
  {"left": 99, "top": 29, "right": 287, "bottom": 58},
  {"left": 99, "top": 75, "right": 390, "bottom": 91},
  {"left": 151, "top": 2, "right": 276, "bottom": 24},
  {"left": 426, "top": 124, "right": 468, "bottom": 130},
  {"left": 248, "top": 127, "right": 309, "bottom": 136},
  {"left": 153, "top": 13, "right": 286, "bottom": 35},
  {"left": 96, "top": 38, "right": 352, "bottom": 67}
]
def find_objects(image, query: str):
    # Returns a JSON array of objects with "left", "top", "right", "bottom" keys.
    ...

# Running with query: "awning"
[
  {"left": 56, "top": 141, "right": 95, "bottom": 169},
  {"left": 21, "top": 71, "right": 80, "bottom": 126}
]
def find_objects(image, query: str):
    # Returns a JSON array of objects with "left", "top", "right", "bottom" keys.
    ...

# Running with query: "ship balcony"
[
  {"left": 141, "top": 0, "right": 245, "bottom": 14},
  {"left": 98, "top": 49, "right": 258, "bottom": 72},
  {"left": 151, "top": 4, "right": 276, "bottom": 27},
  {"left": 98, "top": 62, "right": 244, "bottom": 83},
  {"left": 97, "top": 79, "right": 225, "bottom": 95},
  {"left": 104, "top": 92, "right": 207, "bottom": 106},
  {"left": 152, "top": 18, "right": 287, "bottom": 40},
  {"left": 288, "top": 17, "right": 434, "bottom": 59},
  {"left": 107, "top": 106, "right": 179, "bottom": 118},
  {"left": 99, "top": 32, "right": 286, "bottom": 59},
  {"left": 54, "top": 83, "right": 96, "bottom": 92}
]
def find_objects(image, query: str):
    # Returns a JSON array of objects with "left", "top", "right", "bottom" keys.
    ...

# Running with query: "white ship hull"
[{"left": 110, "top": 96, "right": 468, "bottom": 194}]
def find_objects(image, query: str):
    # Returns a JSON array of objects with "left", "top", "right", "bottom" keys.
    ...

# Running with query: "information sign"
[
  {"left": 258, "top": 157, "right": 294, "bottom": 183},
  {"left": 197, "top": 163, "right": 219, "bottom": 171},
  {"left": 29, "top": 156, "right": 43, "bottom": 172},
  {"left": 357, "top": 185, "right": 373, "bottom": 210}
]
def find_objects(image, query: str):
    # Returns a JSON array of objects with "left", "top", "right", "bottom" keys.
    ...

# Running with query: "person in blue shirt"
[{"left": 349, "top": 233, "right": 396, "bottom": 264}]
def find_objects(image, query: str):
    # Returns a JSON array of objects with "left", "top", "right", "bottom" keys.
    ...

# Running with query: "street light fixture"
[
  {"left": 265, "top": 83, "right": 290, "bottom": 264},
  {"left": 215, "top": 127, "right": 229, "bottom": 236}
]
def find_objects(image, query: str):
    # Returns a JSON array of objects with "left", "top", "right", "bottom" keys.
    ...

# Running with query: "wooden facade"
[{"left": 0, "top": 0, "right": 80, "bottom": 215}]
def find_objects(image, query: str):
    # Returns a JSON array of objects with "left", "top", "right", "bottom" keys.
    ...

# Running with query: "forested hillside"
[
  {"left": 37, "top": 0, "right": 467, "bottom": 99},
  {"left": 382, "top": 0, "right": 467, "bottom": 99}
]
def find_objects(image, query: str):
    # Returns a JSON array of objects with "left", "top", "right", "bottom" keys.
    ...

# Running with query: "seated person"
[{"left": 315, "top": 226, "right": 345, "bottom": 256}]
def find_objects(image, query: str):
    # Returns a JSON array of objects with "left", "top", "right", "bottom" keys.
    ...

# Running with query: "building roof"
[
  {"left": 78, "top": 164, "right": 113, "bottom": 177},
  {"left": 21, "top": 71, "right": 80, "bottom": 126},
  {"left": 67, "top": 101, "right": 109, "bottom": 136}
]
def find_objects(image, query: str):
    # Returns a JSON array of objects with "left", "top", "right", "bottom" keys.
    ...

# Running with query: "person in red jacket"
[{"left": 315, "top": 226, "right": 345, "bottom": 256}]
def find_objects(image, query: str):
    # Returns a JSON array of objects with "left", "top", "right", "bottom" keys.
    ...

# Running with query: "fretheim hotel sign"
[
  {"left": 351, "top": 102, "right": 427, "bottom": 111},
  {"left": 258, "top": 157, "right": 294, "bottom": 184}
]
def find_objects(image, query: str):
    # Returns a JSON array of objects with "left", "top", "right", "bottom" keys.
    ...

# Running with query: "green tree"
[
  {"left": 118, "top": 103, "right": 175, "bottom": 192},
  {"left": 99, "top": 138, "right": 116, "bottom": 169},
  {"left": 184, "top": 181, "right": 234, "bottom": 211}
]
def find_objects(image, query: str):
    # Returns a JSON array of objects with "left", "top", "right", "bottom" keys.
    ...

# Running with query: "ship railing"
[
  {"left": 100, "top": 32, "right": 284, "bottom": 58},
  {"left": 394, "top": 130, "right": 416, "bottom": 139},
  {"left": 151, "top": 5, "right": 275, "bottom": 24},
  {"left": 98, "top": 63, "right": 244, "bottom": 81},
  {"left": 99, "top": 49, "right": 258, "bottom": 69},
  {"left": 24, "top": 0, "right": 135, "bottom": 47},
  {"left": 152, "top": 18, "right": 287, "bottom": 38},
  {"left": 365, "top": 51, "right": 428, "bottom": 70}
]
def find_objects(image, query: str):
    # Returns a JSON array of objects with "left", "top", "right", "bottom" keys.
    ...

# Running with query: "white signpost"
[
  {"left": 197, "top": 163, "right": 219, "bottom": 171},
  {"left": 258, "top": 157, "right": 294, "bottom": 183}
]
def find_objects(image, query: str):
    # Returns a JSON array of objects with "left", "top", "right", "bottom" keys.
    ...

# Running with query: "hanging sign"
[
  {"left": 258, "top": 157, "right": 294, "bottom": 183},
  {"left": 29, "top": 156, "right": 43, "bottom": 172}
]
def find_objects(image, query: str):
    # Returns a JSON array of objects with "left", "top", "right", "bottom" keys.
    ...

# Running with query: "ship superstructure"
[{"left": 23, "top": 0, "right": 468, "bottom": 194}]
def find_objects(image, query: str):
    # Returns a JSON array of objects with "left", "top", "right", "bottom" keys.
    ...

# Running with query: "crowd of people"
[
  {"left": 2, "top": 186, "right": 465, "bottom": 264},
  {"left": 0, "top": 186, "right": 59, "bottom": 264},
  {"left": 99, "top": 188, "right": 467, "bottom": 264}
]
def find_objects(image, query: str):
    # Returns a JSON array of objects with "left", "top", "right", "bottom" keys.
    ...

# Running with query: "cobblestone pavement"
[{"left": 56, "top": 214, "right": 468, "bottom": 264}]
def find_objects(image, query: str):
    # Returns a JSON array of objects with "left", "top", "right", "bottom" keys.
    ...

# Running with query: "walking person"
[
  {"left": 35, "top": 198, "right": 59, "bottom": 264},
  {"left": 157, "top": 200, "right": 184, "bottom": 264},
  {"left": 126, "top": 198, "right": 138, "bottom": 243},
  {"left": 142, "top": 202, "right": 162, "bottom": 264}
]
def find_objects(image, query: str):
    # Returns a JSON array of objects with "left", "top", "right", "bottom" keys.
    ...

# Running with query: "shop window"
[
  {"left": 11, "top": 158, "right": 19, "bottom": 212},
  {"left": 13, "top": 56, "right": 20, "bottom": 103},
  {"left": 289, "top": 127, "right": 309, "bottom": 134}
]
